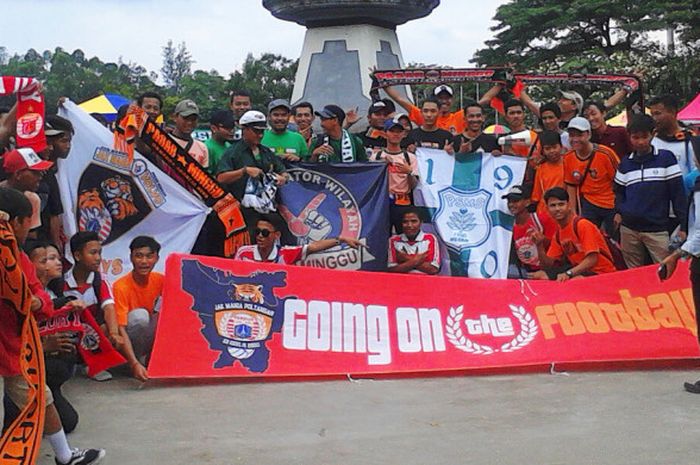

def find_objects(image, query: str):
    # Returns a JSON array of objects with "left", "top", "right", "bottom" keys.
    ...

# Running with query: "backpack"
[{"left": 555, "top": 216, "right": 627, "bottom": 271}]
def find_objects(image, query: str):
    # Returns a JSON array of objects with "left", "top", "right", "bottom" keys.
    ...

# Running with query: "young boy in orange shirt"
[
  {"left": 531, "top": 130, "right": 565, "bottom": 217},
  {"left": 112, "top": 236, "right": 164, "bottom": 382}
]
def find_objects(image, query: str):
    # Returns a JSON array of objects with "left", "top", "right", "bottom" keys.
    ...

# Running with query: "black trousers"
[{"left": 690, "top": 257, "right": 700, "bottom": 344}]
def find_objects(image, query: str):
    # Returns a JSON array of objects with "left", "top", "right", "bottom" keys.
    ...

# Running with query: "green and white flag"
[{"left": 415, "top": 148, "right": 527, "bottom": 279}]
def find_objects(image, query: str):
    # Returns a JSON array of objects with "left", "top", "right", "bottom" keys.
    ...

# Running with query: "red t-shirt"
[
  {"left": 512, "top": 213, "right": 557, "bottom": 271},
  {"left": 234, "top": 245, "right": 307, "bottom": 265}
]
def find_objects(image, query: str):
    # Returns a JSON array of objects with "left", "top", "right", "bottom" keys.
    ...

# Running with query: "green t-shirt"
[
  {"left": 306, "top": 132, "right": 368, "bottom": 162},
  {"left": 261, "top": 130, "right": 309, "bottom": 158},
  {"left": 216, "top": 142, "right": 286, "bottom": 201},
  {"left": 204, "top": 137, "right": 231, "bottom": 175}
]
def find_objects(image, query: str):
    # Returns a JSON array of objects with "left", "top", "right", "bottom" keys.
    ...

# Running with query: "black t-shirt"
[
  {"left": 407, "top": 128, "right": 454, "bottom": 150},
  {"left": 355, "top": 128, "right": 386, "bottom": 151},
  {"left": 34, "top": 169, "right": 64, "bottom": 241},
  {"left": 454, "top": 133, "right": 499, "bottom": 153}
]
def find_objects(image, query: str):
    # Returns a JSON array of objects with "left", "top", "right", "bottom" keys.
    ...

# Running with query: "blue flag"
[{"left": 278, "top": 162, "right": 390, "bottom": 271}]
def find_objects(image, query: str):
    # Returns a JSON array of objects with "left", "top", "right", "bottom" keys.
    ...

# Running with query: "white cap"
[
  {"left": 239, "top": 110, "right": 267, "bottom": 128},
  {"left": 434, "top": 84, "right": 454, "bottom": 96},
  {"left": 567, "top": 116, "right": 591, "bottom": 132}
]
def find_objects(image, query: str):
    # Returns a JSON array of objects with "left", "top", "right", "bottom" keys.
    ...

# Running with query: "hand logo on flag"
[{"left": 279, "top": 192, "right": 332, "bottom": 242}]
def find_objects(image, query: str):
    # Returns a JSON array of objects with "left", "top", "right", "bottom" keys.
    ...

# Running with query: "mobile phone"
[{"left": 657, "top": 263, "right": 668, "bottom": 281}]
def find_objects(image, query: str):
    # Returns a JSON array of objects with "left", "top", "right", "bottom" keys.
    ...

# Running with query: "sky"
[{"left": 0, "top": 0, "right": 507, "bottom": 77}]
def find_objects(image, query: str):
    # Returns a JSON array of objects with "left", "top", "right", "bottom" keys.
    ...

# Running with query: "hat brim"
[
  {"left": 269, "top": 105, "right": 291, "bottom": 112},
  {"left": 314, "top": 110, "right": 336, "bottom": 119},
  {"left": 385, "top": 123, "right": 404, "bottom": 131},
  {"left": 502, "top": 194, "right": 524, "bottom": 200},
  {"left": 243, "top": 123, "right": 267, "bottom": 130},
  {"left": 28, "top": 160, "right": 54, "bottom": 171},
  {"left": 44, "top": 129, "right": 65, "bottom": 137},
  {"left": 177, "top": 110, "right": 199, "bottom": 117}
]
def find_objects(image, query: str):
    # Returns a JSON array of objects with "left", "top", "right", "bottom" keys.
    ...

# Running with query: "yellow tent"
[{"left": 606, "top": 108, "right": 650, "bottom": 127}]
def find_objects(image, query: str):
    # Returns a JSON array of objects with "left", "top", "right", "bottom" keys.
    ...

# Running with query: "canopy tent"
[
  {"left": 484, "top": 124, "right": 510, "bottom": 135},
  {"left": 78, "top": 93, "right": 130, "bottom": 123},
  {"left": 606, "top": 108, "right": 650, "bottom": 127},
  {"left": 678, "top": 93, "right": 700, "bottom": 124}
]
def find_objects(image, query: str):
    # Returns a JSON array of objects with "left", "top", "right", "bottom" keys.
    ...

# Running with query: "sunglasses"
[
  {"left": 247, "top": 127, "right": 266, "bottom": 134},
  {"left": 255, "top": 228, "right": 273, "bottom": 238}
]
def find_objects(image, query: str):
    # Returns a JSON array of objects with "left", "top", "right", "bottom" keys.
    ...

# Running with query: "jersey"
[
  {"left": 388, "top": 231, "right": 440, "bottom": 274},
  {"left": 234, "top": 244, "right": 307, "bottom": 265}
]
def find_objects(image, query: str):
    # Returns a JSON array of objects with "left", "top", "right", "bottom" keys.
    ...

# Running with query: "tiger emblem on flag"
[
  {"left": 101, "top": 175, "right": 138, "bottom": 221},
  {"left": 77, "top": 188, "right": 113, "bottom": 241},
  {"left": 231, "top": 284, "right": 264, "bottom": 304}
]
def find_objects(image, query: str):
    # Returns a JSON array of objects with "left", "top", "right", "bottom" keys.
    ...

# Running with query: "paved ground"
[{"left": 36, "top": 369, "right": 700, "bottom": 465}]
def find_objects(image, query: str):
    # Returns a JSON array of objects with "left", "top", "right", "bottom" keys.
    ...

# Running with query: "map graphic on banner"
[
  {"left": 278, "top": 162, "right": 390, "bottom": 271},
  {"left": 414, "top": 148, "right": 527, "bottom": 278},
  {"left": 58, "top": 100, "right": 209, "bottom": 283}
]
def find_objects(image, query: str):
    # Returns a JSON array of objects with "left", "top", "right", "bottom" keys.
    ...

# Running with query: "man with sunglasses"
[
  {"left": 234, "top": 215, "right": 362, "bottom": 264},
  {"left": 217, "top": 111, "right": 288, "bottom": 240}
]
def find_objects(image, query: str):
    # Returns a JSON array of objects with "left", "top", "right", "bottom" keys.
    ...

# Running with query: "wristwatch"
[{"left": 565, "top": 269, "right": 574, "bottom": 278}]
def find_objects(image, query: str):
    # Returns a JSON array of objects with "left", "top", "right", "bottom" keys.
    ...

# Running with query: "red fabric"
[{"left": 1, "top": 76, "right": 46, "bottom": 152}]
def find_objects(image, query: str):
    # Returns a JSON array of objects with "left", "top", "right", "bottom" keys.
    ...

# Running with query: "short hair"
[
  {"left": 257, "top": 214, "right": 284, "bottom": 232},
  {"left": 540, "top": 102, "right": 561, "bottom": 119},
  {"left": 462, "top": 99, "right": 482, "bottom": 113},
  {"left": 583, "top": 100, "right": 606, "bottom": 115},
  {"left": 627, "top": 113, "right": 656, "bottom": 134},
  {"left": 45, "top": 115, "right": 74, "bottom": 136},
  {"left": 0, "top": 187, "right": 32, "bottom": 221},
  {"left": 649, "top": 94, "right": 680, "bottom": 113},
  {"left": 23, "top": 239, "right": 49, "bottom": 256},
  {"left": 401, "top": 207, "right": 424, "bottom": 222},
  {"left": 544, "top": 187, "right": 569, "bottom": 203},
  {"left": 136, "top": 91, "right": 163, "bottom": 109},
  {"left": 292, "top": 101, "right": 314, "bottom": 115},
  {"left": 504, "top": 99, "right": 524, "bottom": 113},
  {"left": 129, "top": 235, "right": 161, "bottom": 254},
  {"left": 539, "top": 130, "right": 562, "bottom": 147},
  {"left": 70, "top": 231, "right": 100, "bottom": 256},
  {"left": 421, "top": 97, "right": 440, "bottom": 108},
  {"left": 229, "top": 89, "right": 251, "bottom": 103}
]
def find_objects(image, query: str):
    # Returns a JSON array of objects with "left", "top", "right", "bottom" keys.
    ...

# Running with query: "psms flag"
[
  {"left": 58, "top": 101, "right": 209, "bottom": 283},
  {"left": 278, "top": 163, "right": 390, "bottom": 271},
  {"left": 414, "top": 148, "right": 527, "bottom": 278}
]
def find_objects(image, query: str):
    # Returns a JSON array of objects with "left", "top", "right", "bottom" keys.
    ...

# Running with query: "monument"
[{"left": 263, "top": 0, "right": 440, "bottom": 122}]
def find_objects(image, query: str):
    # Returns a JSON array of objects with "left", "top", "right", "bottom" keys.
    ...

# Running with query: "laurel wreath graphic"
[
  {"left": 446, "top": 210, "right": 476, "bottom": 232},
  {"left": 446, "top": 305, "right": 538, "bottom": 355}
]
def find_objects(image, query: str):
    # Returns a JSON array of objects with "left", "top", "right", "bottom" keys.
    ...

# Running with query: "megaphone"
[{"left": 498, "top": 130, "right": 532, "bottom": 147}]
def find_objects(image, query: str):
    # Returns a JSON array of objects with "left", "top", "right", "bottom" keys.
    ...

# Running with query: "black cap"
[
  {"left": 210, "top": 110, "right": 235, "bottom": 129},
  {"left": 501, "top": 185, "right": 528, "bottom": 200},
  {"left": 315, "top": 105, "right": 345, "bottom": 123},
  {"left": 368, "top": 101, "right": 389, "bottom": 115}
]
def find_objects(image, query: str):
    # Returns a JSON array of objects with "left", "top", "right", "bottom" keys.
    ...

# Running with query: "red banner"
[{"left": 149, "top": 253, "right": 699, "bottom": 379}]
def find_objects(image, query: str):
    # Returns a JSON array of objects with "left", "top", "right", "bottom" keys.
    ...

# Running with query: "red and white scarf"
[{"left": 0, "top": 76, "right": 46, "bottom": 152}]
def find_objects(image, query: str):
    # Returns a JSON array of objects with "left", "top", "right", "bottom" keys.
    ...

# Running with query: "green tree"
[
  {"left": 161, "top": 40, "right": 193, "bottom": 95},
  {"left": 227, "top": 53, "right": 298, "bottom": 110}
]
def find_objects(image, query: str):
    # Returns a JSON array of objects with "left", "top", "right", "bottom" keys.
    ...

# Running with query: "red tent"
[{"left": 679, "top": 93, "right": 700, "bottom": 124}]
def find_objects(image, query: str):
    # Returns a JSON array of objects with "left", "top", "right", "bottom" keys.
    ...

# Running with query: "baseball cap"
[
  {"left": 434, "top": 84, "right": 454, "bottom": 97},
  {"left": 210, "top": 110, "right": 235, "bottom": 129},
  {"left": 268, "top": 99, "right": 291, "bottom": 113},
  {"left": 44, "top": 115, "right": 74, "bottom": 137},
  {"left": 557, "top": 90, "right": 584, "bottom": 112},
  {"left": 567, "top": 116, "right": 591, "bottom": 132},
  {"left": 174, "top": 99, "right": 200, "bottom": 117},
  {"left": 239, "top": 110, "right": 267, "bottom": 128},
  {"left": 501, "top": 185, "right": 527, "bottom": 200},
  {"left": 315, "top": 105, "right": 346, "bottom": 122},
  {"left": 384, "top": 115, "right": 405, "bottom": 131},
  {"left": 2, "top": 148, "right": 53, "bottom": 174},
  {"left": 368, "top": 101, "right": 388, "bottom": 115}
]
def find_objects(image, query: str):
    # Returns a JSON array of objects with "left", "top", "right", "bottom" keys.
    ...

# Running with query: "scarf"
[
  {"left": 340, "top": 129, "right": 354, "bottom": 163},
  {"left": 0, "top": 217, "right": 46, "bottom": 464},
  {"left": 1, "top": 76, "right": 46, "bottom": 151}
]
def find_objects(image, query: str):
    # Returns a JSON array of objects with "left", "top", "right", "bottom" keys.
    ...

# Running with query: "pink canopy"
[{"left": 679, "top": 93, "right": 700, "bottom": 124}]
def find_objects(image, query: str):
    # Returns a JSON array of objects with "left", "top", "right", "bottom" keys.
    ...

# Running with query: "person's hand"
[
  {"left": 57, "top": 96, "right": 67, "bottom": 108},
  {"left": 275, "top": 174, "right": 287, "bottom": 186},
  {"left": 339, "top": 237, "right": 364, "bottom": 249},
  {"left": 345, "top": 107, "right": 361, "bottom": 126},
  {"left": 30, "top": 296, "right": 42, "bottom": 312},
  {"left": 660, "top": 252, "right": 681, "bottom": 281},
  {"left": 410, "top": 252, "right": 427, "bottom": 266},
  {"left": 282, "top": 153, "right": 300, "bottom": 162},
  {"left": 444, "top": 140, "right": 455, "bottom": 155},
  {"left": 678, "top": 231, "right": 687, "bottom": 242},
  {"left": 42, "top": 333, "right": 74, "bottom": 355},
  {"left": 459, "top": 139, "right": 472, "bottom": 154},
  {"left": 530, "top": 229, "right": 546, "bottom": 246},
  {"left": 108, "top": 332, "right": 124, "bottom": 348},
  {"left": 245, "top": 166, "right": 263, "bottom": 178},
  {"left": 613, "top": 213, "right": 622, "bottom": 231},
  {"left": 394, "top": 159, "right": 413, "bottom": 175},
  {"left": 67, "top": 299, "right": 87, "bottom": 312},
  {"left": 556, "top": 272, "right": 570, "bottom": 282},
  {"left": 312, "top": 144, "right": 334, "bottom": 158},
  {"left": 491, "top": 149, "right": 503, "bottom": 157},
  {"left": 130, "top": 362, "right": 149, "bottom": 382},
  {"left": 406, "top": 143, "right": 416, "bottom": 153},
  {"left": 396, "top": 251, "right": 410, "bottom": 263}
]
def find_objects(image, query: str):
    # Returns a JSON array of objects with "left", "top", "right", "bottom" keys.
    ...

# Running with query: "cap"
[
  {"left": 384, "top": 115, "right": 405, "bottom": 131},
  {"left": 239, "top": 110, "right": 267, "bottom": 128},
  {"left": 501, "top": 185, "right": 527, "bottom": 200},
  {"left": 44, "top": 115, "right": 74, "bottom": 137},
  {"left": 174, "top": 99, "right": 200, "bottom": 117},
  {"left": 380, "top": 98, "right": 396, "bottom": 114},
  {"left": 368, "top": 101, "right": 388, "bottom": 115},
  {"left": 557, "top": 90, "right": 584, "bottom": 111},
  {"left": 210, "top": 110, "right": 235, "bottom": 129},
  {"left": 567, "top": 116, "right": 591, "bottom": 132},
  {"left": 2, "top": 148, "right": 53, "bottom": 174},
  {"left": 315, "top": 105, "right": 345, "bottom": 122},
  {"left": 434, "top": 84, "right": 454, "bottom": 97},
  {"left": 268, "top": 99, "right": 291, "bottom": 113}
]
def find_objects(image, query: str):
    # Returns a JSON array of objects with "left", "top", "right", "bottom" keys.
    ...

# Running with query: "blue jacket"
[{"left": 614, "top": 146, "right": 687, "bottom": 232}]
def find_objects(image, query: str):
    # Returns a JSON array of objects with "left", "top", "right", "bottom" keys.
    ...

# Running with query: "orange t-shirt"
[
  {"left": 563, "top": 145, "right": 619, "bottom": 209},
  {"left": 531, "top": 159, "right": 565, "bottom": 217},
  {"left": 408, "top": 104, "right": 465, "bottom": 135},
  {"left": 113, "top": 272, "right": 164, "bottom": 326},
  {"left": 547, "top": 217, "right": 616, "bottom": 274}
]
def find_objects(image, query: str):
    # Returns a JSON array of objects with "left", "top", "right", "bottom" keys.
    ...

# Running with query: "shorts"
[{"left": 3, "top": 375, "right": 54, "bottom": 408}]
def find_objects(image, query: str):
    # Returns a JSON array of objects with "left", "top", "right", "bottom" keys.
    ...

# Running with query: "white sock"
[{"left": 47, "top": 429, "right": 72, "bottom": 464}]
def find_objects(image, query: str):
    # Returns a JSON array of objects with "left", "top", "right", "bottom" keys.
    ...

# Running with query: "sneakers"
[
  {"left": 56, "top": 448, "right": 106, "bottom": 465},
  {"left": 90, "top": 370, "right": 112, "bottom": 382},
  {"left": 684, "top": 380, "right": 700, "bottom": 394}
]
